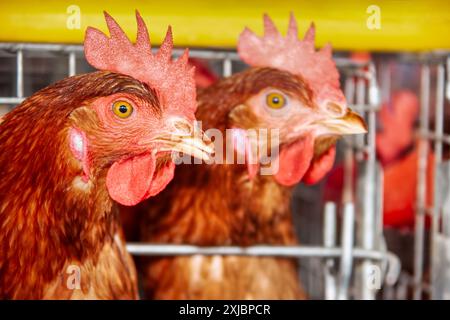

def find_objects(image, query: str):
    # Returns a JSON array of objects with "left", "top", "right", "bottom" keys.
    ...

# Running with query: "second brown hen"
[{"left": 137, "top": 14, "right": 367, "bottom": 299}]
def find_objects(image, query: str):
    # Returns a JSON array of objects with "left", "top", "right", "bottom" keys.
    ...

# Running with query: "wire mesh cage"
[{"left": 408, "top": 54, "right": 450, "bottom": 300}]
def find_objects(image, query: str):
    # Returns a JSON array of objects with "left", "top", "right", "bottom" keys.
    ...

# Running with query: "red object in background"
[
  {"left": 324, "top": 90, "right": 435, "bottom": 229},
  {"left": 379, "top": 90, "right": 434, "bottom": 228},
  {"left": 350, "top": 51, "right": 371, "bottom": 64},
  {"left": 376, "top": 91, "right": 420, "bottom": 165},
  {"left": 189, "top": 58, "right": 219, "bottom": 88},
  {"left": 382, "top": 145, "right": 434, "bottom": 227}
]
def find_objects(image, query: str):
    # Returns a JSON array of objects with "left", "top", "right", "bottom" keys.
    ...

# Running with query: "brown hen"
[
  {"left": 0, "top": 12, "right": 210, "bottom": 299},
  {"left": 137, "top": 22, "right": 367, "bottom": 298}
]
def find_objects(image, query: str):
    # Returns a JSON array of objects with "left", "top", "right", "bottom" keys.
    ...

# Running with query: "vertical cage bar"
[
  {"left": 68, "top": 52, "right": 76, "bottom": 76},
  {"left": 355, "top": 77, "right": 366, "bottom": 149},
  {"left": 324, "top": 202, "right": 337, "bottom": 300},
  {"left": 360, "top": 71, "right": 377, "bottom": 300},
  {"left": 442, "top": 57, "right": 450, "bottom": 240},
  {"left": 345, "top": 76, "right": 355, "bottom": 104},
  {"left": 343, "top": 76, "right": 356, "bottom": 203},
  {"left": 369, "top": 63, "right": 381, "bottom": 108},
  {"left": 16, "top": 49, "right": 23, "bottom": 98},
  {"left": 430, "top": 63, "right": 445, "bottom": 298},
  {"left": 446, "top": 57, "right": 450, "bottom": 101},
  {"left": 444, "top": 56, "right": 450, "bottom": 238},
  {"left": 342, "top": 147, "right": 354, "bottom": 203},
  {"left": 442, "top": 163, "right": 450, "bottom": 237},
  {"left": 222, "top": 58, "right": 232, "bottom": 77},
  {"left": 414, "top": 63, "right": 430, "bottom": 300},
  {"left": 369, "top": 64, "right": 382, "bottom": 244},
  {"left": 337, "top": 203, "right": 355, "bottom": 300},
  {"left": 379, "top": 60, "right": 391, "bottom": 104}
]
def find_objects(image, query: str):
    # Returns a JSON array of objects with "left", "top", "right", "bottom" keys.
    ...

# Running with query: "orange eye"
[
  {"left": 266, "top": 92, "right": 286, "bottom": 109},
  {"left": 112, "top": 101, "right": 133, "bottom": 118}
]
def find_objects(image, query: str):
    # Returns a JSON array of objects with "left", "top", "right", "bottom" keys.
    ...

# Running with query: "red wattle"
[
  {"left": 303, "top": 146, "right": 336, "bottom": 185},
  {"left": 106, "top": 153, "right": 175, "bottom": 206},
  {"left": 274, "top": 134, "right": 314, "bottom": 186}
]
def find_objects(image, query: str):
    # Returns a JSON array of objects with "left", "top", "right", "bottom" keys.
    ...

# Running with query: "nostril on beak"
[
  {"left": 173, "top": 120, "right": 193, "bottom": 135},
  {"left": 325, "top": 102, "right": 344, "bottom": 117}
]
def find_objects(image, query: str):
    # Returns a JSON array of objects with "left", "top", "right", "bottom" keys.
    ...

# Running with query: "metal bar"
[
  {"left": 174, "top": 49, "right": 238, "bottom": 61},
  {"left": 16, "top": 49, "right": 23, "bottom": 98},
  {"left": 355, "top": 77, "right": 366, "bottom": 149},
  {"left": 379, "top": 60, "right": 391, "bottom": 104},
  {"left": 385, "top": 247, "right": 402, "bottom": 286},
  {"left": 0, "top": 42, "right": 374, "bottom": 69},
  {"left": 375, "top": 164, "right": 386, "bottom": 279},
  {"left": 348, "top": 70, "right": 379, "bottom": 81},
  {"left": 0, "top": 97, "right": 25, "bottom": 104},
  {"left": 360, "top": 66, "right": 377, "bottom": 300},
  {"left": 430, "top": 63, "right": 445, "bottom": 299},
  {"left": 342, "top": 147, "right": 354, "bottom": 204},
  {"left": 222, "top": 58, "right": 232, "bottom": 77},
  {"left": 368, "top": 63, "right": 381, "bottom": 107},
  {"left": 337, "top": 203, "right": 355, "bottom": 300},
  {"left": 446, "top": 56, "right": 450, "bottom": 101},
  {"left": 396, "top": 273, "right": 412, "bottom": 300},
  {"left": 333, "top": 58, "right": 371, "bottom": 69},
  {"left": 126, "top": 243, "right": 397, "bottom": 262},
  {"left": 343, "top": 76, "right": 356, "bottom": 201},
  {"left": 441, "top": 162, "right": 450, "bottom": 236},
  {"left": 417, "top": 131, "right": 450, "bottom": 145},
  {"left": 345, "top": 75, "right": 355, "bottom": 104},
  {"left": 414, "top": 63, "right": 430, "bottom": 300},
  {"left": 323, "top": 202, "right": 337, "bottom": 300},
  {"left": 68, "top": 52, "right": 76, "bottom": 76},
  {"left": 0, "top": 43, "right": 84, "bottom": 53},
  {"left": 348, "top": 105, "right": 381, "bottom": 113},
  {"left": 0, "top": 43, "right": 243, "bottom": 61}
]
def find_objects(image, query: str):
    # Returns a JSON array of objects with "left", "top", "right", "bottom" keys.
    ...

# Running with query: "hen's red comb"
[
  {"left": 238, "top": 13, "right": 345, "bottom": 109},
  {"left": 84, "top": 11, "right": 196, "bottom": 113}
]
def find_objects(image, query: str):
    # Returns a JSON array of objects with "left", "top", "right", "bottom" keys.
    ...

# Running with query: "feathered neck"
[{"left": 0, "top": 81, "right": 118, "bottom": 298}]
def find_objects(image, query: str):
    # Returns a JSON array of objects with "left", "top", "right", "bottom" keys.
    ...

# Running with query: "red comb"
[
  {"left": 238, "top": 13, "right": 345, "bottom": 109},
  {"left": 84, "top": 11, "right": 196, "bottom": 113}
]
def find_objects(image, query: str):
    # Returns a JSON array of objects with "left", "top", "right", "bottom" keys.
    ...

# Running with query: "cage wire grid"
[
  {"left": 10, "top": 43, "right": 450, "bottom": 300},
  {"left": 412, "top": 54, "right": 450, "bottom": 300}
]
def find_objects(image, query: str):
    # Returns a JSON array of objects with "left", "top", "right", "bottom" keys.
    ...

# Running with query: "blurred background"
[{"left": 0, "top": 0, "right": 449, "bottom": 299}]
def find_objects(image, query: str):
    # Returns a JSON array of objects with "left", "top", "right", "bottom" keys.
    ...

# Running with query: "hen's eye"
[
  {"left": 112, "top": 101, "right": 133, "bottom": 118},
  {"left": 266, "top": 92, "right": 286, "bottom": 109}
]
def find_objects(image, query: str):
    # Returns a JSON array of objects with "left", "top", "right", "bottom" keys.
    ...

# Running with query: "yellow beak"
[
  {"left": 157, "top": 119, "right": 214, "bottom": 161},
  {"left": 168, "top": 134, "right": 214, "bottom": 161},
  {"left": 316, "top": 109, "right": 368, "bottom": 135}
]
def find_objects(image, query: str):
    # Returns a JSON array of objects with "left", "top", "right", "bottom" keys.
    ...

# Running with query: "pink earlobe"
[{"left": 69, "top": 128, "right": 90, "bottom": 182}]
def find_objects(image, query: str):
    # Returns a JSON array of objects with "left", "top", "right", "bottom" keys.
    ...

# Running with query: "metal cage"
[{"left": 410, "top": 54, "right": 450, "bottom": 300}]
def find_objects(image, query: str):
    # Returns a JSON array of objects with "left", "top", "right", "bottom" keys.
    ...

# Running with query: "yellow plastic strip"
[{"left": 0, "top": 0, "right": 449, "bottom": 51}]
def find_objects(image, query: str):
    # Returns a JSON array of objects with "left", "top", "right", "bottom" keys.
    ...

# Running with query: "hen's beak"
[
  {"left": 168, "top": 134, "right": 214, "bottom": 161},
  {"left": 158, "top": 120, "right": 214, "bottom": 161},
  {"left": 315, "top": 108, "right": 368, "bottom": 135}
]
